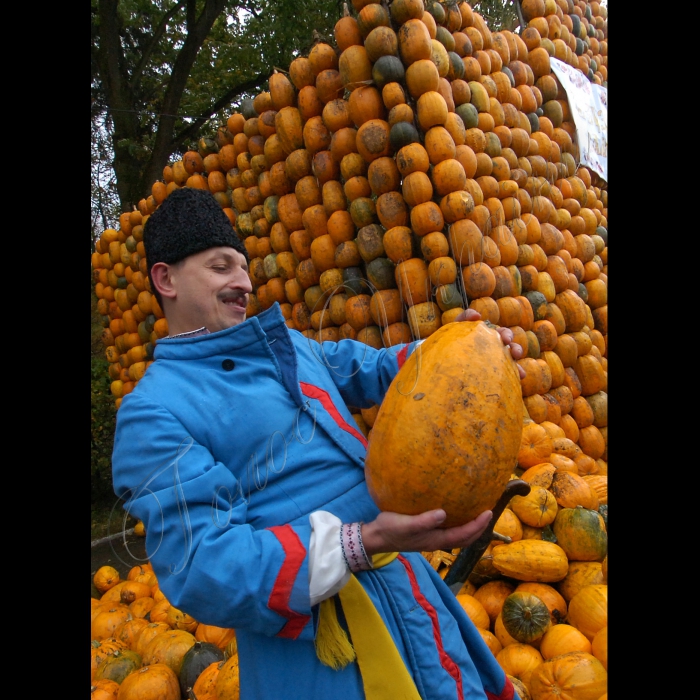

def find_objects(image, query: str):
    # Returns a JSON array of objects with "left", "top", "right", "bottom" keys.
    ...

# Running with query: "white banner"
[{"left": 549, "top": 57, "right": 608, "bottom": 183}]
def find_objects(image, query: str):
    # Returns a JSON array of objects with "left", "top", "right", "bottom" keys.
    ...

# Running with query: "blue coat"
[{"left": 112, "top": 303, "right": 518, "bottom": 700}]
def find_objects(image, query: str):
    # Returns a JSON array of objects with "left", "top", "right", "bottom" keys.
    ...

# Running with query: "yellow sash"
[{"left": 315, "top": 552, "right": 421, "bottom": 699}]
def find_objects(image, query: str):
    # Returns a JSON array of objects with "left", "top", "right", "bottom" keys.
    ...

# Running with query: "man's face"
[{"left": 168, "top": 246, "right": 252, "bottom": 333}]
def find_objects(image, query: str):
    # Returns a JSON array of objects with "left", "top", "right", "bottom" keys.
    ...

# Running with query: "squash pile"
[
  {"left": 91, "top": 563, "right": 241, "bottom": 699},
  {"left": 91, "top": 1, "right": 608, "bottom": 698}
]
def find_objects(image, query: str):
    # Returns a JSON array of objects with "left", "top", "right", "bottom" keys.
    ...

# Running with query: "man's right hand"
[{"left": 360, "top": 509, "right": 492, "bottom": 557}]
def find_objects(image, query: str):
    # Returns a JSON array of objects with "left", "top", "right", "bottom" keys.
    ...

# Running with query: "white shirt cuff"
[{"left": 308, "top": 511, "right": 351, "bottom": 607}]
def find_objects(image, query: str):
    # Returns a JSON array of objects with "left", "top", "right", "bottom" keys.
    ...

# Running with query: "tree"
[
  {"left": 91, "top": 0, "right": 342, "bottom": 242},
  {"left": 471, "top": 0, "right": 520, "bottom": 32}
]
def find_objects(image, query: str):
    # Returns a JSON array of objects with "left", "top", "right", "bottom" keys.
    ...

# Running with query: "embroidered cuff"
[{"left": 340, "top": 522, "right": 373, "bottom": 573}]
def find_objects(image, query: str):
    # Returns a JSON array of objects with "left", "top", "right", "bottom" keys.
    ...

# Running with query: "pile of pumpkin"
[
  {"left": 91, "top": 562, "right": 240, "bottom": 700},
  {"left": 423, "top": 419, "right": 608, "bottom": 700},
  {"left": 91, "top": 0, "right": 608, "bottom": 697}
]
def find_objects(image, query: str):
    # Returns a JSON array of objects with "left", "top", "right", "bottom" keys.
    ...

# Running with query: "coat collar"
[{"left": 153, "top": 303, "right": 287, "bottom": 360}]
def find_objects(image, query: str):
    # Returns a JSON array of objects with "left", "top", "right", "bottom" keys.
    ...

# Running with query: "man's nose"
[{"left": 237, "top": 270, "right": 253, "bottom": 292}]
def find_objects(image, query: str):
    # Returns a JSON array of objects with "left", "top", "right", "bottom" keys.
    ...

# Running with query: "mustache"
[{"left": 219, "top": 291, "right": 248, "bottom": 303}]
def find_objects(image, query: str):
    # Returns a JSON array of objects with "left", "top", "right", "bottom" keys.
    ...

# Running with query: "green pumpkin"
[
  {"left": 95, "top": 649, "right": 143, "bottom": 685},
  {"left": 426, "top": 1, "right": 445, "bottom": 24},
  {"left": 179, "top": 641, "right": 225, "bottom": 697},
  {"left": 552, "top": 506, "right": 608, "bottom": 562},
  {"left": 455, "top": 103, "right": 479, "bottom": 130},
  {"left": 436, "top": 26, "right": 455, "bottom": 52},
  {"left": 524, "top": 290, "right": 548, "bottom": 321},
  {"left": 390, "top": 122, "right": 420, "bottom": 152},
  {"left": 263, "top": 195, "right": 280, "bottom": 225},
  {"left": 501, "top": 591, "right": 551, "bottom": 644},
  {"left": 342, "top": 266, "right": 370, "bottom": 297},
  {"left": 372, "top": 55, "right": 405, "bottom": 90},
  {"left": 365, "top": 257, "right": 396, "bottom": 291},
  {"left": 447, "top": 52, "right": 465, "bottom": 80},
  {"left": 241, "top": 97, "right": 257, "bottom": 119}
]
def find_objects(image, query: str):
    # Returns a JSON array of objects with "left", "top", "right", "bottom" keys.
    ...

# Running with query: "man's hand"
[
  {"left": 360, "top": 509, "right": 492, "bottom": 556},
  {"left": 455, "top": 308, "right": 526, "bottom": 379}
]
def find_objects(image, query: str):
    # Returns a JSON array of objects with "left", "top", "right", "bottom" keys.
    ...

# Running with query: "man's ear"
[{"left": 149, "top": 262, "right": 177, "bottom": 300}]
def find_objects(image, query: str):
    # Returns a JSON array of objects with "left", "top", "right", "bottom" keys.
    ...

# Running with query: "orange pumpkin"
[
  {"left": 456, "top": 593, "right": 490, "bottom": 630},
  {"left": 472, "top": 580, "right": 516, "bottom": 627},
  {"left": 116, "top": 663, "right": 181, "bottom": 700},
  {"left": 92, "top": 606, "right": 133, "bottom": 642},
  {"left": 567, "top": 584, "right": 608, "bottom": 641},
  {"left": 365, "top": 322, "right": 524, "bottom": 527},
  {"left": 517, "top": 422, "right": 553, "bottom": 468},
  {"left": 591, "top": 626, "right": 608, "bottom": 671},
  {"left": 94, "top": 565, "right": 121, "bottom": 593},
  {"left": 529, "top": 651, "right": 607, "bottom": 700},
  {"left": 91, "top": 678, "right": 120, "bottom": 700},
  {"left": 491, "top": 540, "right": 569, "bottom": 583},
  {"left": 496, "top": 643, "right": 544, "bottom": 690},
  {"left": 477, "top": 628, "right": 503, "bottom": 658},
  {"left": 548, "top": 471, "right": 599, "bottom": 510},
  {"left": 141, "top": 629, "right": 197, "bottom": 676},
  {"left": 539, "top": 623, "right": 592, "bottom": 660},
  {"left": 215, "top": 653, "right": 241, "bottom": 700},
  {"left": 509, "top": 486, "right": 558, "bottom": 528}
]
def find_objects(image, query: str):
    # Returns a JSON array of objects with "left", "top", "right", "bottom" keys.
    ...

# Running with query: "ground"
[{"left": 91, "top": 526, "right": 148, "bottom": 597}]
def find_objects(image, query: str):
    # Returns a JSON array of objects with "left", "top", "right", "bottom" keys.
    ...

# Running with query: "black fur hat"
[{"left": 143, "top": 188, "right": 248, "bottom": 282}]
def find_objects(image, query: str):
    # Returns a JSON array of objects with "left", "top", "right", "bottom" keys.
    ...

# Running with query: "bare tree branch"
[
  {"left": 512, "top": 0, "right": 525, "bottom": 33},
  {"left": 172, "top": 71, "right": 272, "bottom": 147}
]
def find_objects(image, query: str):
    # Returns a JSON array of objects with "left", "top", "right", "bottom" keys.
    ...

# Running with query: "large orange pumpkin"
[
  {"left": 116, "top": 663, "right": 180, "bottom": 700},
  {"left": 528, "top": 651, "right": 607, "bottom": 700},
  {"left": 364, "top": 321, "right": 524, "bottom": 527},
  {"left": 566, "top": 584, "right": 608, "bottom": 641}
]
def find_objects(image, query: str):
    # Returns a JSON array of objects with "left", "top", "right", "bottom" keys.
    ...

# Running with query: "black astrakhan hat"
[{"left": 143, "top": 188, "right": 248, "bottom": 280}]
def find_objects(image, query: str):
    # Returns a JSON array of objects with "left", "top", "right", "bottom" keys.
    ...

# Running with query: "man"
[{"left": 112, "top": 187, "right": 524, "bottom": 699}]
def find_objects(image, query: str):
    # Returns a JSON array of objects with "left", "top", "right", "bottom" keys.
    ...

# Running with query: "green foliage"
[
  {"left": 91, "top": 0, "right": 342, "bottom": 238},
  {"left": 471, "top": 0, "right": 520, "bottom": 31},
  {"left": 91, "top": 285, "right": 117, "bottom": 510}
]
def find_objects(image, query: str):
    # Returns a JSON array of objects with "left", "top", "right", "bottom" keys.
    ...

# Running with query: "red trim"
[
  {"left": 398, "top": 554, "right": 463, "bottom": 700},
  {"left": 486, "top": 676, "right": 515, "bottom": 700},
  {"left": 299, "top": 382, "right": 368, "bottom": 448},
  {"left": 396, "top": 344, "right": 410, "bottom": 370},
  {"left": 266, "top": 524, "right": 311, "bottom": 639}
]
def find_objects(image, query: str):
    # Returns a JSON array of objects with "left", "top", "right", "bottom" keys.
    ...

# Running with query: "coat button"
[{"left": 222, "top": 359, "right": 235, "bottom": 371}]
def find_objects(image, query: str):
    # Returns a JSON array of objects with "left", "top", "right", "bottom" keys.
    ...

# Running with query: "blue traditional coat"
[{"left": 112, "top": 303, "right": 518, "bottom": 700}]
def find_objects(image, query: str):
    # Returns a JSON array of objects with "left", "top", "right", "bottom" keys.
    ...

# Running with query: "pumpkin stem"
[{"left": 491, "top": 531, "right": 512, "bottom": 544}]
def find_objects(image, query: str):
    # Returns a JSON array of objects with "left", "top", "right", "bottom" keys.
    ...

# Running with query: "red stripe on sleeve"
[
  {"left": 397, "top": 554, "right": 463, "bottom": 700},
  {"left": 396, "top": 344, "right": 410, "bottom": 370},
  {"left": 486, "top": 676, "right": 515, "bottom": 700},
  {"left": 266, "top": 524, "right": 311, "bottom": 639},
  {"left": 299, "top": 382, "right": 368, "bottom": 448}
]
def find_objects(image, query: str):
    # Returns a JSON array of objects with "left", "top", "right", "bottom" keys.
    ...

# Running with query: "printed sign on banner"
[{"left": 549, "top": 58, "right": 608, "bottom": 183}]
